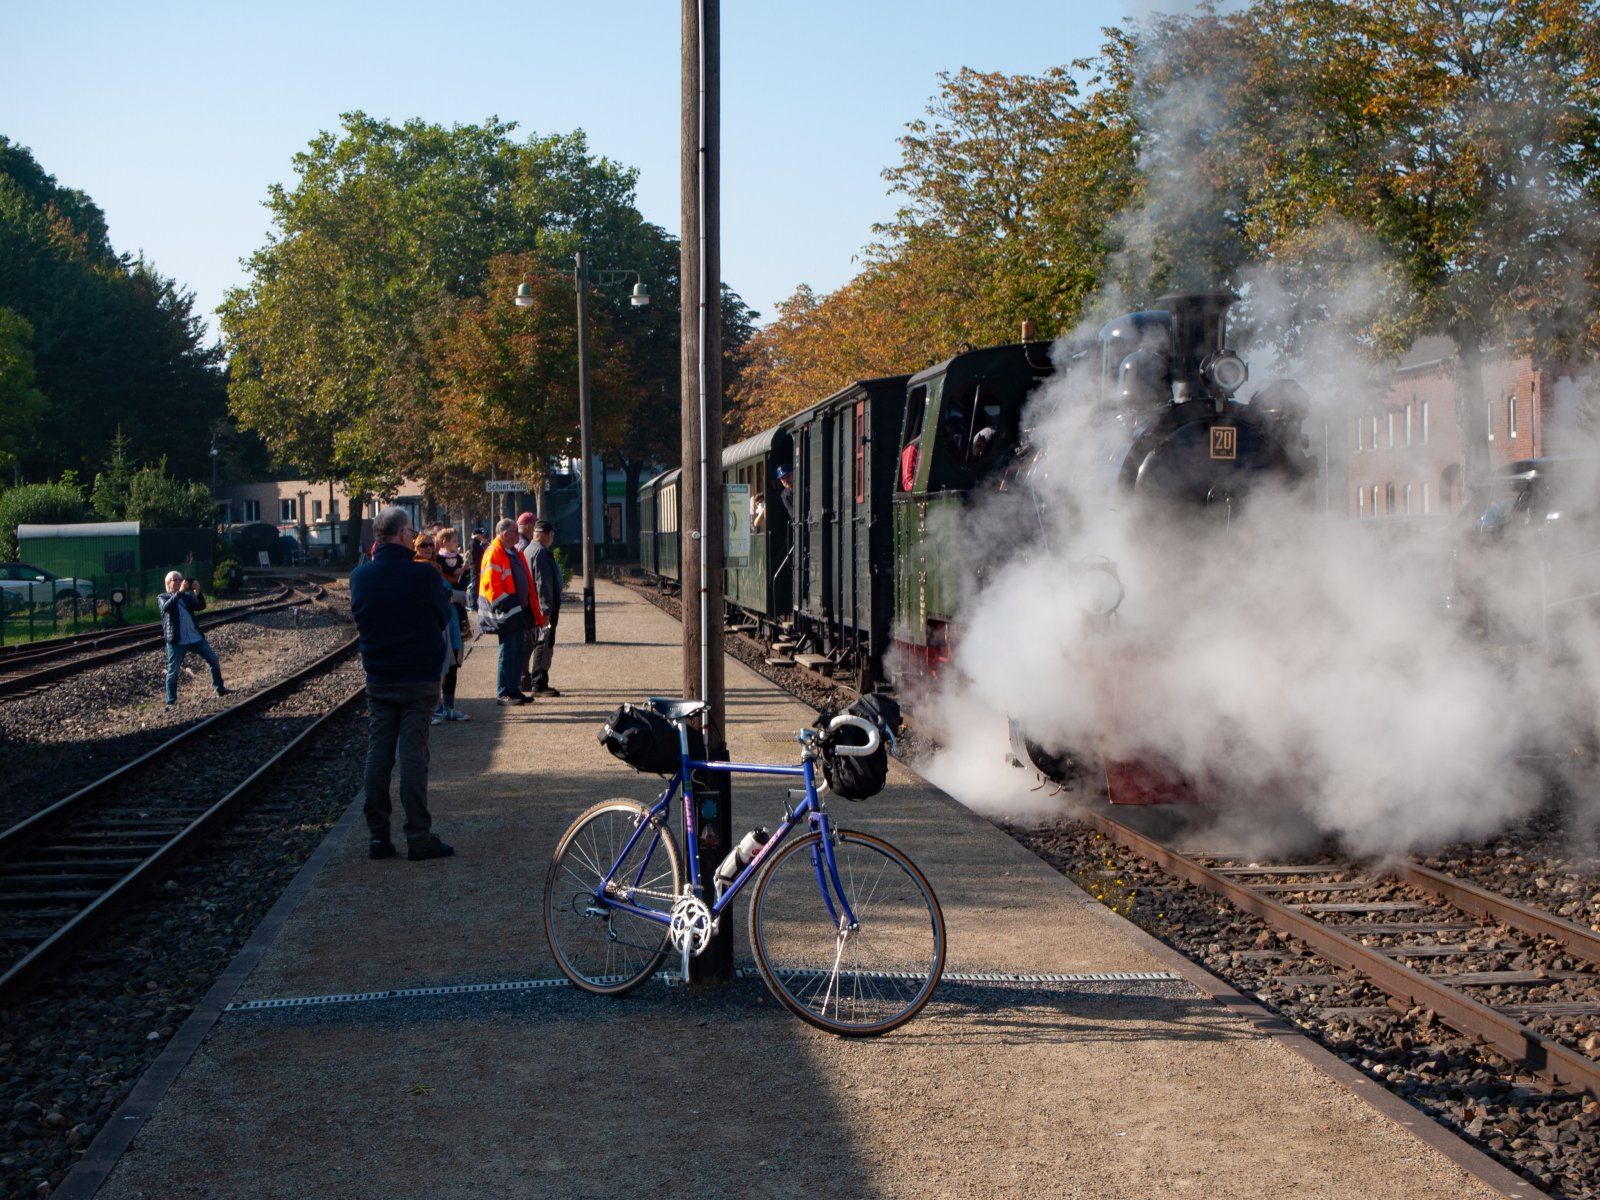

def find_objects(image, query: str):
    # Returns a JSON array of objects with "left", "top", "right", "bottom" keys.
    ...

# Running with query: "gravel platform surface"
[
  {"left": 0, "top": 703, "right": 368, "bottom": 1200},
  {"left": 0, "top": 597, "right": 354, "bottom": 831},
  {"left": 84, "top": 583, "right": 1512, "bottom": 1200}
]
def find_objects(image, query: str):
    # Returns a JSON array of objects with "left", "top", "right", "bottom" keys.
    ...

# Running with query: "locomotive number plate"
[{"left": 1209, "top": 426, "right": 1237, "bottom": 460}]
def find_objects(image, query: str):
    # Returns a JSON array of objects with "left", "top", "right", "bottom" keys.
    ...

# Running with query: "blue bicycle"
[{"left": 543, "top": 698, "right": 946, "bottom": 1036}]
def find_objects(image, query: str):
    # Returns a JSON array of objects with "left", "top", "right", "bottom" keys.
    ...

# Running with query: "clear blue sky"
[{"left": 3, "top": 2, "right": 1120, "bottom": 341}]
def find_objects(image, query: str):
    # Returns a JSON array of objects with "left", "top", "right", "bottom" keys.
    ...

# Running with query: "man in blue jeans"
[
  {"left": 159, "top": 571, "right": 227, "bottom": 705},
  {"left": 350, "top": 506, "right": 456, "bottom": 862}
]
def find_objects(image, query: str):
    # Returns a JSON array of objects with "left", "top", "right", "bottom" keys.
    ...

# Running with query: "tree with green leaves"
[
  {"left": 222, "top": 113, "right": 663, "bottom": 545},
  {"left": 0, "top": 138, "right": 225, "bottom": 482},
  {"left": 0, "top": 306, "right": 46, "bottom": 480}
]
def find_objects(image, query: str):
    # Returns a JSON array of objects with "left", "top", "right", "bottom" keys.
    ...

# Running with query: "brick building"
[{"left": 1347, "top": 338, "right": 1561, "bottom": 519}]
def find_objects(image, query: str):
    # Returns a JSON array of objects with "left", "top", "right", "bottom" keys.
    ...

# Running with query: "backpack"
[
  {"left": 822, "top": 694, "right": 902, "bottom": 801},
  {"left": 598, "top": 703, "right": 683, "bottom": 775}
]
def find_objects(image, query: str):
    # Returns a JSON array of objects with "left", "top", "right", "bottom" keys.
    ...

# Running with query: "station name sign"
[{"left": 484, "top": 480, "right": 534, "bottom": 494}]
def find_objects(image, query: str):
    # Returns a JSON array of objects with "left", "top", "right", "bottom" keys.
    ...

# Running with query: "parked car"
[{"left": 0, "top": 562, "right": 96, "bottom": 608}]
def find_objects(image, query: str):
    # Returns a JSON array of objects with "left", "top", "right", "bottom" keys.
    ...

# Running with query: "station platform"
[{"left": 72, "top": 581, "right": 1527, "bottom": 1200}]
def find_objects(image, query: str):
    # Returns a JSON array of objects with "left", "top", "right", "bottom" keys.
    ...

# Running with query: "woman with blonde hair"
[{"left": 414, "top": 531, "right": 469, "bottom": 723}]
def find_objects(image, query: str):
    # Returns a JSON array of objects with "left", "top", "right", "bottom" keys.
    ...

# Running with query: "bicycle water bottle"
[{"left": 714, "top": 827, "right": 770, "bottom": 895}]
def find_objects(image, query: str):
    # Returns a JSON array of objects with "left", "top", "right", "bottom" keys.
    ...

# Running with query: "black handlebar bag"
[
  {"left": 821, "top": 695, "right": 902, "bottom": 801},
  {"left": 598, "top": 703, "right": 681, "bottom": 775}
]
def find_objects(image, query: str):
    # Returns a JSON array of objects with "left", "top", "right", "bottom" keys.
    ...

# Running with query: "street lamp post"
[
  {"left": 515, "top": 252, "right": 649, "bottom": 645},
  {"left": 209, "top": 439, "right": 219, "bottom": 491}
]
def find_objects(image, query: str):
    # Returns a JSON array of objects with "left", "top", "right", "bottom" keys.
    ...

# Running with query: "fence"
[{"left": 0, "top": 564, "right": 216, "bottom": 647}]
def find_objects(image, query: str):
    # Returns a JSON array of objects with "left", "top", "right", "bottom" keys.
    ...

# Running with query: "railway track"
[
  {"left": 0, "top": 582, "right": 320, "bottom": 700},
  {"left": 1077, "top": 809, "right": 1600, "bottom": 1098},
  {"left": 0, "top": 634, "right": 361, "bottom": 1004}
]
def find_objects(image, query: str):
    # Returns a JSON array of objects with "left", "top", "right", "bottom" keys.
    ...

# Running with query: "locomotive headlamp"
[
  {"left": 1201, "top": 350, "right": 1249, "bottom": 396},
  {"left": 1070, "top": 559, "right": 1124, "bottom": 617}
]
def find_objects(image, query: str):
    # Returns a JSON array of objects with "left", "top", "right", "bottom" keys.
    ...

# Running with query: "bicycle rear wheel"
[
  {"left": 748, "top": 829, "right": 945, "bottom": 1036},
  {"left": 544, "top": 799, "right": 681, "bottom": 995}
]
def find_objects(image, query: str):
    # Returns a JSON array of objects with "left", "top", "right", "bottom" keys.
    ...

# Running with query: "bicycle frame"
[{"left": 594, "top": 723, "right": 860, "bottom": 936}]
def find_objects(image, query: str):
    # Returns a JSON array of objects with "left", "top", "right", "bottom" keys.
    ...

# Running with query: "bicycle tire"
[
  {"left": 748, "top": 829, "right": 945, "bottom": 1036},
  {"left": 544, "top": 798, "right": 681, "bottom": 995}
]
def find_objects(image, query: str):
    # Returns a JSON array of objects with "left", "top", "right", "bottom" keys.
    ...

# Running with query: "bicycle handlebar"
[{"left": 826, "top": 713, "right": 882, "bottom": 758}]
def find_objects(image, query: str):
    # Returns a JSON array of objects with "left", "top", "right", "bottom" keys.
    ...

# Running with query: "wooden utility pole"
[{"left": 681, "top": 0, "right": 731, "bottom": 982}]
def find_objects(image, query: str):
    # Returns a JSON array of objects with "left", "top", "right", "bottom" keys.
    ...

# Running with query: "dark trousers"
[
  {"left": 496, "top": 627, "right": 526, "bottom": 697},
  {"left": 363, "top": 679, "right": 440, "bottom": 844},
  {"left": 531, "top": 623, "right": 556, "bottom": 691}
]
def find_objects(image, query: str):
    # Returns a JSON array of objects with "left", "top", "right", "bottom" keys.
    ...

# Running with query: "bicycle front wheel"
[
  {"left": 544, "top": 799, "right": 681, "bottom": 995},
  {"left": 748, "top": 829, "right": 945, "bottom": 1036}
]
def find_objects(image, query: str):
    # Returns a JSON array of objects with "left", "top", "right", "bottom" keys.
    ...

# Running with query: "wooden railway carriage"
[
  {"left": 638, "top": 468, "right": 682, "bottom": 585},
  {"left": 721, "top": 427, "right": 793, "bottom": 631},
  {"left": 781, "top": 376, "right": 910, "bottom": 686},
  {"left": 892, "top": 344, "right": 1055, "bottom": 673}
]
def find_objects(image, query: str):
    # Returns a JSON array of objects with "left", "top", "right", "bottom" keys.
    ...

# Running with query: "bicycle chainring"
[{"left": 668, "top": 894, "right": 713, "bottom": 956}]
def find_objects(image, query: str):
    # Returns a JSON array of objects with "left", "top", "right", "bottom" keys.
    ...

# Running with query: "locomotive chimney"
[
  {"left": 1021, "top": 317, "right": 1037, "bottom": 343},
  {"left": 1157, "top": 292, "right": 1238, "bottom": 404}
]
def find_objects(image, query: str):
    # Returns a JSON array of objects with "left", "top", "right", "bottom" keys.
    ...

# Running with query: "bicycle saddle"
[{"left": 647, "top": 697, "right": 709, "bottom": 720}]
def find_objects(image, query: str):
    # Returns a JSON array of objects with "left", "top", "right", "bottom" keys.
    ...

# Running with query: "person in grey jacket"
[
  {"left": 525, "top": 519, "right": 563, "bottom": 695},
  {"left": 158, "top": 571, "right": 227, "bottom": 705}
]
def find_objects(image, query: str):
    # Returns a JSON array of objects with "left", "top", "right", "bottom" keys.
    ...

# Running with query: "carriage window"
[{"left": 900, "top": 384, "right": 929, "bottom": 492}]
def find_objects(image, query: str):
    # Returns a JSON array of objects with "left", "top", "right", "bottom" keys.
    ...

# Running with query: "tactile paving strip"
[{"left": 225, "top": 970, "right": 1182, "bottom": 1013}]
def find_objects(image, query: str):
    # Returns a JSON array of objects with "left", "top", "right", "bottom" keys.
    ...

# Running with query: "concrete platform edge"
[
  {"left": 902, "top": 758, "right": 1547, "bottom": 1200},
  {"left": 50, "top": 786, "right": 370, "bottom": 1200}
]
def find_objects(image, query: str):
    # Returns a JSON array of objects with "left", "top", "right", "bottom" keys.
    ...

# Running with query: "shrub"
[
  {"left": 212, "top": 556, "right": 243, "bottom": 593},
  {"left": 0, "top": 480, "right": 85, "bottom": 559}
]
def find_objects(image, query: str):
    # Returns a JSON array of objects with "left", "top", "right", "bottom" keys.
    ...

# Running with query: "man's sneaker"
[
  {"left": 519, "top": 674, "right": 534, "bottom": 693},
  {"left": 215, "top": 685, "right": 230, "bottom": 698},
  {"left": 534, "top": 687, "right": 562, "bottom": 697},
  {"left": 445, "top": 707, "right": 471, "bottom": 722},
  {"left": 369, "top": 838, "right": 397, "bottom": 860},
  {"left": 496, "top": 694, "right": 531, "bottom": 706},
  {"left": 431, "top": 704, "right": 446, "bottom": 726},
  {"left": 408, "top": 836, "right": 455, "bottom": 861}
]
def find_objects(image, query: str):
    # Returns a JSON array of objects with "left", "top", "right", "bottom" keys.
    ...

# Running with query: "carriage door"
[
  {"left": 850, "top": 397, "right": 868, "bottom": 652},
  {"left": 802, "top": 419, "right": 825, "bottom": 634},
  {"left": 795, "top": 425, "right": 814, "bottom": 616}
]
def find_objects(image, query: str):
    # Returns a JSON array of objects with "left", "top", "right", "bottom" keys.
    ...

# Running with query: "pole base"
[{"left": 583, "top": 586, "right": 597, "bottom": 644}]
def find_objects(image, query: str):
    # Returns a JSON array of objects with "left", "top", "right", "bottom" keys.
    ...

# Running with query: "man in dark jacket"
[
  {"left": 526, "top": 519, "right": 563, "bottom": 695},
  {"left": 350, "top": 506, "right": 455, "bottom": 862},
  {"left": 158, "top": 570, "right": 227, "bottom": 705}
]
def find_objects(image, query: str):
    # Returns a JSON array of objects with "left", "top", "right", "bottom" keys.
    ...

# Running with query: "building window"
[
  {"left": 1370, "top": 415, "right": 1378, "bottom": 450},
  {"left": 1423, "top": 483, "right": 1431, "bottom": 514},
  {"left": 1404, "top": 483, "right": 1413, "bottom": 514},
  {"left": 1422, "top": 400, "right": 1429, "bottom": 445},
  {"left": 1387, "top": 412, "right": 1395, "bottom": 448},
  {"left": 1507, "top": 395, "right": 1518, "bottom": 439},
  {"left": 1405, "top": 404, "right": 1413, "bottom": 446},
  {"left": 1487, "top": 399, "right": 1495, "bottom": 442},
  {"left": 312, "top": 500, "right": 323, "bottom": 521},
  {"left": 280, "top": 498, "right": 297, "bottom": 522},
  {"left": 1372, "top": 484, "right": 1380, "bottom": 514},
  {"left": 1352, "top": 417, "right": 1360, "bottom": 454},
  {"left": 1385, "top": 483, "right": 1396, "bottom": 514},
  {"left": 329, "top": 500, "right": 339, "bottom": 521},
  {"left": 239, "top": 499, "right": 260, "bottom": 523},
  {"left": 1357, "top": 488, "right": 1365, "bottom": 518}
]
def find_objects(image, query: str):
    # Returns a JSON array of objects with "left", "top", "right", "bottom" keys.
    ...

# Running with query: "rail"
[
  {"left": 0, "top": 635, "right": 360, "bottom": 1003},
  {"left": 1076, "top": 808, "right": 1600, "bottom": 1099},
  {"left": 0, "top": 584, "right": 319, "bottom": 700}
]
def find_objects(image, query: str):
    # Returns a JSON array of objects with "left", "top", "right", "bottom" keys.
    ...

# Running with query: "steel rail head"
[{"left": 1077, "top": 809, "right": 1600, "bottom": 1100}]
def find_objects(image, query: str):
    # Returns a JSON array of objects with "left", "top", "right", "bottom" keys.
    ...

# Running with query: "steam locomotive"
[{"left": 639, "top": 291, "right": 1315, "bottom": 800}]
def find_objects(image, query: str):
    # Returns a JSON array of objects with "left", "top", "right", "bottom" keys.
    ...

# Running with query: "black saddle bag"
[
  {"left": 598, "top": 703, "right": 681, "bottom": 775},
  {"left": 822, "top": 694, "right": 902, "bottom": 801}
]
